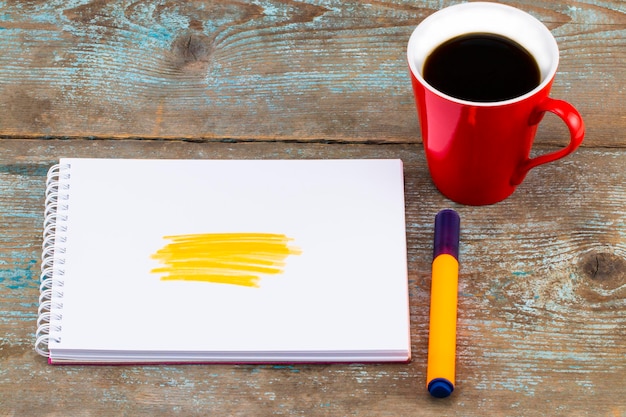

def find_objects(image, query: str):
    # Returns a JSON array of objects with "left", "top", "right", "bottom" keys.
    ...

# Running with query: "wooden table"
[{"left": 1, "top": 1, "right": 624, "bottom": 415}]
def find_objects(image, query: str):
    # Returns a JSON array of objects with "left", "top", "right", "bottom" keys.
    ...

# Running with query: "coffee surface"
[{"left": 423, "top": 33, "right": 541, "bottom": 102}]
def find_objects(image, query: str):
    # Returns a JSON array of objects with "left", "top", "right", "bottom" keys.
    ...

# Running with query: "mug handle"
[{"left": 511, "top": 98, "right": 585, "bottom": 186}]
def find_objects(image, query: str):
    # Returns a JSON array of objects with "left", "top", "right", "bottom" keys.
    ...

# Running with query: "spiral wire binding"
[{"left": 35, "top": 163, "right": 71, "bottom": 357}]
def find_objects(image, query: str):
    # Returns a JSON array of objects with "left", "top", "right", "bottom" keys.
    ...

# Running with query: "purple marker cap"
[{"left": 433, "top": 209, "right": 460, "bottom": 260}]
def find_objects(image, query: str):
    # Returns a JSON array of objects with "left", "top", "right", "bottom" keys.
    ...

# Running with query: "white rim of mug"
[{"left": 407, "top": 2, "right": 560, "bottom": 107}]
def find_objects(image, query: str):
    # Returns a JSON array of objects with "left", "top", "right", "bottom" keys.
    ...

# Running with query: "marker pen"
[{"left": 427, "top": 209, "right": 460, "bottom": 398}]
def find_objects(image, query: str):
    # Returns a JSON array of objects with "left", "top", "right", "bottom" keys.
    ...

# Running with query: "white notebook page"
[{"left": 48, "top": 158, "right": 409, "bottom": 360}]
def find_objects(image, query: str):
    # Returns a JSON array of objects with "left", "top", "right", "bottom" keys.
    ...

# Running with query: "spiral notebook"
[{"left": 36, "top": 158, "right": 410, "bottom": 364}]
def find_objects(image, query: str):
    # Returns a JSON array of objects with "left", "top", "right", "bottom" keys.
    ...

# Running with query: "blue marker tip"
[
  {"left": 428, "top": 378, "right": 454, "bottom": 398},
  {"left": 433, "top": 209, "right": 460, "bottom": 260}
]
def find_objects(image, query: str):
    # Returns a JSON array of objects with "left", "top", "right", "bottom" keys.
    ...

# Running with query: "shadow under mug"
[{"left": 407, "top": 2, "right": 585, "bottom": 205}]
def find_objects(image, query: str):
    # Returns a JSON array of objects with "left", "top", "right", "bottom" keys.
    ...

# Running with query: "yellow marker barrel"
[{"left": 427, "top": 209, "right": 460, "bottom": 398}]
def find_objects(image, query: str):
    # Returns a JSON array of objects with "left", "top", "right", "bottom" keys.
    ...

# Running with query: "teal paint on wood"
[
  {"left": 0, "top": 164, "right": 50, "bottom": 177},
  {"left": 0, "top": 258, "right": 39, "bottom": 290}
]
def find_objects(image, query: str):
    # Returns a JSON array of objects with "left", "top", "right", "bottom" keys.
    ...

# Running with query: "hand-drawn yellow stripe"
[{"left": 150, "top": 233, "right": 301, "bottom": 287}]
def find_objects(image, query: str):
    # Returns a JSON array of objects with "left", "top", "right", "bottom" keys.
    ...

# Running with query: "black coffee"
[{"left": 423, "top": 33, "right": 541, "bottom": 102}]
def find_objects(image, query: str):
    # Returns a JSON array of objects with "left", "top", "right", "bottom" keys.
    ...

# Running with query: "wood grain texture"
[
  {"left": 0, "top": 139, "right": 624, "bottom": 416},
  {"left": 0, "top": 0, "right": 624, "bottom": 145}
]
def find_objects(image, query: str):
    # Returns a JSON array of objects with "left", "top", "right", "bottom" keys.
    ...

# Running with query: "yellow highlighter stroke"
[{"left": 151, "top": 233, "right": 302, "bottom": 288}]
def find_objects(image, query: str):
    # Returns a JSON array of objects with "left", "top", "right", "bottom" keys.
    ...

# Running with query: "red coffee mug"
[{"left": 407, "top": 2, "right": 585, "bottom": 205}]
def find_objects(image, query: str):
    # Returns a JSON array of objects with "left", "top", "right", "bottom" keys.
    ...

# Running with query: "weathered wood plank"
[
  {"left": 0, "top": 139, "right": 624, "bottom": 416},
  {"left": 0, "top": 1, "right": 624, "bottom": 145}
]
